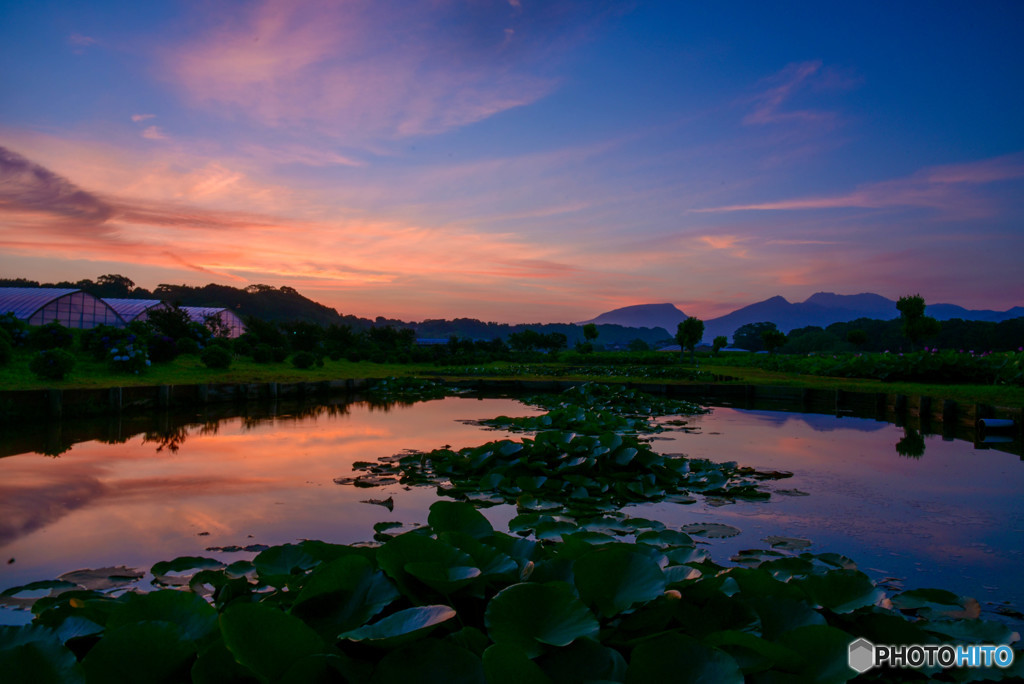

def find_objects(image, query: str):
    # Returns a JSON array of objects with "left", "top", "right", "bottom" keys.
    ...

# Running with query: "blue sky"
[{"left": 1, "top": 1, "right": 1022, "bottom": 322}]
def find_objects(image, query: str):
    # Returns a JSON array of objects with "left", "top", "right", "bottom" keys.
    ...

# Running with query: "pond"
[{"left": 1, "top": 391, "right": 1022, "bottom": 627}]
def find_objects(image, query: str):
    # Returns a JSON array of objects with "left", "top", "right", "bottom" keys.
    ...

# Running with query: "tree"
[
  {"left": 578, "top": 323, "right": 599, "bottom": 354},
  {"left": 732, "top": 322, "right": 778, "bottom": 352},
  {"left": 846, "top": 329, "right": 868, "bottom": 349},
  {"left": 712, "top": 336, "right": 728, "bottom": 356},
  {"left": 94, "top": 274, "right": 136, "bottom": 297},
  {"left": 676, "top": 317, "right": 704, "bottom": 362},
  {"left": 897, "top": 294, "right": 941, "bottom": 350},
  {"left": 761, "top": 329, "right": 787, "bottom": 355}
]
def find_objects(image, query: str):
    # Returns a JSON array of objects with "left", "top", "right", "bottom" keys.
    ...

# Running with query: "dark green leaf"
[{"left": 485, "top": 582, "right": 599, "bottom": 658}]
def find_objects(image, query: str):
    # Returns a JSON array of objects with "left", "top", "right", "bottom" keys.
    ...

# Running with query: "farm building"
[
  {"left": 102, "top": 298, "right": 170, "bottom": 323},
  {"left": 0, "top": 288, "right": 126, "bottom": 329},
  {"left": 181, "top": 307, "right": 246, "bottom": 338}
]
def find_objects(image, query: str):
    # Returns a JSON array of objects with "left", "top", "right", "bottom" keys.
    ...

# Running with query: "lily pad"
[
  {"left": 681, "top": 522, "right": 742, "bottom": 539},
  {"left": 574, "top": 547, "right": 667, "bottom": 618},
  {"left": 485, "top": 582, "right": 599, "bottom": 658},
  {"left": 337, "top": 605, "right": 456, "bottom": 645},
  {"left": 763, "top": 536, "right": 812, "bottom": 551}
]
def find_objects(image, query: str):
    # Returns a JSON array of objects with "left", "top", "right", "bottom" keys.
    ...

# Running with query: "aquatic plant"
[{"left": 3, "top": 501, "right": 1020, "bottom": 683}]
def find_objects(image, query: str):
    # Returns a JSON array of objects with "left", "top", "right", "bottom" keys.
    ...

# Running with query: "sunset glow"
[{"left": 2, "top": 1, "right": 1022, "bottom": 321}]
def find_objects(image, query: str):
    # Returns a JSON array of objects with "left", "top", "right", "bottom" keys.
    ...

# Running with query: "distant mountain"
[
  {"left": 584, "top": 293, "right": 1024, "bottom": 344},
  {"left": 577, "top": 303, "right": 684, "bottom": 336}
]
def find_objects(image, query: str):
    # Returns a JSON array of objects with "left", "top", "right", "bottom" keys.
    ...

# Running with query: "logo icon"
[{"left": 848, "top": 638, "right": 875, "bottom": 673}]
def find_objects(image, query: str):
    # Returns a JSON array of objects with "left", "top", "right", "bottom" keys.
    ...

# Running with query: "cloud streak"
[
  {"left": 163, "top": 0, "right": 603, "bottom": 143},
  {"left": 693, "top": 154, "right": 1024, "bottom": 217}
]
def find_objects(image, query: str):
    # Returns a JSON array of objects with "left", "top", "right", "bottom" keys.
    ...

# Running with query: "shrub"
[
  {"left": 291, "top": 351, "right": 317, "bottom": 369},
  {"left": 0, "top": 337, "right": 12, "bottom": 366},
  {"left": 29, "top": 348, "right": 76, "bottom": 380},
  {"left": 176, "top": 337, "right": 200, "bottom": 355},
  {"left": 200, "top": 345, "right": 232, "bottom": 369},
  {"left": 28, "top": 321, "right": 74, "bottom": 350},
  {"left": 108, "top": 340, "right": 150, "bottom": 374},
  {"left": 0, "top": 313, "right": 29, "bottom": 346},
  {"left": 148, "top": 335, "right": 180, "bottom": 363},
  {"left": 252, "top": 343, "right": 275, "bottom": 364}
]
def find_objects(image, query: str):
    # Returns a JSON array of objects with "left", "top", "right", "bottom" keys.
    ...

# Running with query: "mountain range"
[{"left": 579, "top": 293, "right": 1024, "bottom": 343}]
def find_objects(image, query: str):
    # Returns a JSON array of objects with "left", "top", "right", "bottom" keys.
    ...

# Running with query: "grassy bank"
[{"left": 4, "top": 349, "right": 1023, "bottom": 408}]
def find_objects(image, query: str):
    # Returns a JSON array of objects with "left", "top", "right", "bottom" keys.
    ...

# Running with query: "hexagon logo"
[{"left": 848, "top": 638, "right": 875, "bottom": 673}]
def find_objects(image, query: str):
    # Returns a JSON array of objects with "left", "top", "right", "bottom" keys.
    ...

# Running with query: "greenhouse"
[
  {"left": 182, "top": 306, "right": 246, "bottom": 338},
  {"left": 102, "top": 299, "right": 170, "bottom": 323},
  {"left": 0, "top": 288, "right": 126, "bottom": 329}
]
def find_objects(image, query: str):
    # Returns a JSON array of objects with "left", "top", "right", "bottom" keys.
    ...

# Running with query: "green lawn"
[{"left": 3, "top": 349, "right": 1023, "bottom": 408}]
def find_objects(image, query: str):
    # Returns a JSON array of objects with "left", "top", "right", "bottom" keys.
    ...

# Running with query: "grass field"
[{"left": 5, "top": 348, "right": 1022, "bottom": 408}]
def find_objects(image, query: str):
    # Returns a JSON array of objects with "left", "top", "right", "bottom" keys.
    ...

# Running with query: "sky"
[{"left": 1, "top": 1, "right": 1022, "bottom": 323}]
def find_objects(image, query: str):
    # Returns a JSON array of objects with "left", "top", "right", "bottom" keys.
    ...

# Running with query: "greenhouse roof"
[
  {"left": 182, "top": 306, "right": 227, "bottom": 322},
  {"left": 103, "top": 298, "right": 166, "bottom": 320},
  {"left": 0, "top": 287, "right": 80, "bottom": 320}
]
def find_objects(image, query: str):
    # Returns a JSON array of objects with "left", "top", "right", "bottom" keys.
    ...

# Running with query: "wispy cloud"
[
  {"left": 693, "top": 153, "right": 1024, "bottom": 217},
  {"left": 163, "top": 0, "right": 605, "bottom": 143},
  {"left": 742, "top": 60, "right": 859, "bottom": 127},
  {"left": 141, "top": 126, "right": 167, "bottom": 140},
  {"left": 0, "top": 146, "right": 115, "bottom": 232},
  {"left": 131, "top": 114, "right": 156, "bottom": 123}
]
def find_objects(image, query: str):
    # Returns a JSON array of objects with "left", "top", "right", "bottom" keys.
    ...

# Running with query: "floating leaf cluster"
[
  {"left": 364, "top": 377, "right": 470, "bottom": 404},
  {"left": 3, "top": 501, "right": 1020, "bottom": 683},
  {"left": 349, "top": 431, "right": 779, "bottom": 520}
]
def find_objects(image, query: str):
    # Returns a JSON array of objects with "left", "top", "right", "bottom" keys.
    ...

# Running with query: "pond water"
[{"left": 1, "top": 394, "right": 1022, "bottom": 626}]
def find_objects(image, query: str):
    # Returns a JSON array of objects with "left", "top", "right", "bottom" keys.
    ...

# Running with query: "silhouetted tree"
[
  {"left": 676, "top": 317, "right": 704, "bottom": 362},
  {"left": 897, "top": 294, "right": 941, "bottom": 350}
]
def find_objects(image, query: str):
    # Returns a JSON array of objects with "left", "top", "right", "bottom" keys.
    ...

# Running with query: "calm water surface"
[{"left": 1, "top": 396, "right": 1022, "bottom": 625}]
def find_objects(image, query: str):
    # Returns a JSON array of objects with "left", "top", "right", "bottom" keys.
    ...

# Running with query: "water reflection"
[{"left": 1, "top": 395, "right": 1021, "bottom": 628}]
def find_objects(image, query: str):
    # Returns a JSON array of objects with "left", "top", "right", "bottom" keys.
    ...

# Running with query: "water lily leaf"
[
  {"left": 534, "top": 520, "right": 578, "bottom": 540},
  {"left": 0, "top": 625, "right": 84, "bottom": 684},
  {"left": 485, "top": 582, "right": 599, "bottom": 658},
  {"left": 536, "top": 637, "right": 627, "bottom": 682},
  {"left": 440, "top": 532, "right": 519, "bottom": 580},
  {"left": 82, "top": 621, "right": 198, "bottom": 684},
  {"left": 625, "top": 633, "right": 743, "bottom": 684},
  {"left": 280, "top": 653, "right": 364, "bottom": 684},
  {"left": 106, "top": 590, "right": 218, "bottom": 642},
  {"left": 253, "top": 544, "right": 318, "bottom": 587},
  {"left": 151, "top": 557, "right": 226, "bottom": 586},
  {"left": 0, "top": 580, "right": 78, "bottom": 609},
  {"left": 574, "top": 547, "right": 667, "bottom": 618},
  {"left": 763, "top": 536, "right": 812, "bottom": 551},
  {"left": 775, "top": 625, "right": 857, "bottom": 683},
  {"left": 483, "top": 643, "right": 554, "bottom": 684},
  {"left": 57, "top": 567, "right": 143, "bottom": 592},
  {"left": 427, "top": 500, "right": 494, "bottom": 539},
  {"left": 664, "top": 546, "right": 707, "bottom": 566},
  {"left": 220, "top": 602, "right": 326, "bottom": 681},
  {"left": 681, "top": 522, "right": 741, "bottom": 539},
  {"left": 745, "top": 595, "right": 826, "bottom": 640},
  {"left": 378, "top": 533, "right": 478, "bottom": 597},
  {"left": 795, "top": 569, "right": 882, "bottom": 613},
  {"left": 372, "top": 638, "right": 484, "bottom": 684},
  {"left": 338, "top": 605, "right": 456, "bottom": 645},
  {"left": 704, "top": 630, "right": 804, "bottom": 674},
  {"left": 635, "top": 530, "right": 694, "bottom": 548},
  {"left": 290, "top": 555, "right": 400, "bottom": 635}
]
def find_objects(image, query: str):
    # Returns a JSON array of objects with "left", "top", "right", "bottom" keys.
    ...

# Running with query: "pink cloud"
[
  {"left": 693, "top": 153, "right": 1024, "bottom": 217},
  {"left": 141, "top": 125, "right": 167, "bottom": 140},
  {"left": 742, "top": 61, "right": 849, "bottom": 127},
  {"left": 164, "top": 0, "right": 572, "bottom": 142}
]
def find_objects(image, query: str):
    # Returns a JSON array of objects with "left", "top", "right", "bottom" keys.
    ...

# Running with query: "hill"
[
  {"left": 577, "top": 303, "right": 684, "bottom": 335},
  {"left": 585, "top": 293, "right": 1024, "bottom": 344}
]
